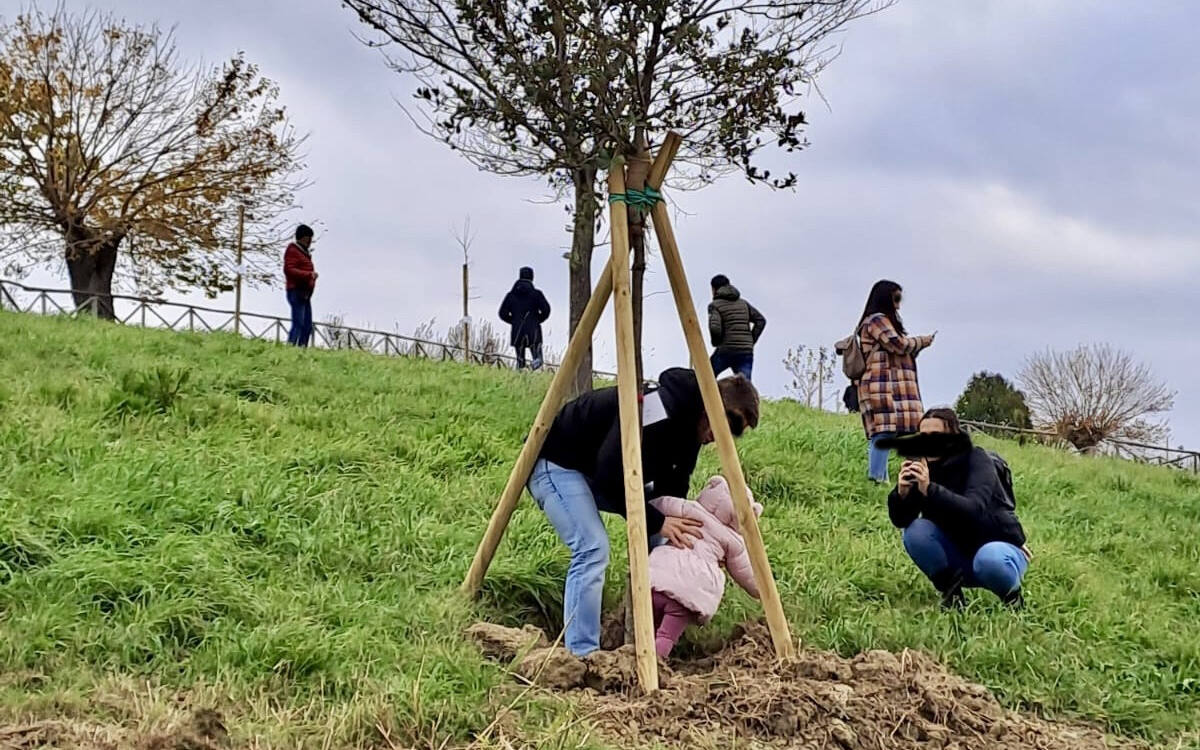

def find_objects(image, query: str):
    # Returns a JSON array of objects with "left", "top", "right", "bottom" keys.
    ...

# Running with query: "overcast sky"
[{"left": 9, "top": 0, "right": 1199, "bottom": 449}]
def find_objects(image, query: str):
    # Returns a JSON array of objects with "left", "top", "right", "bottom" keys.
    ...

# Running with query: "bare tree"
[
  {"left": 345, "top": 0, "right": 888, "bottom": 393},
  {"left": 1018, "top": 344, "right": 1175, "bottom": 453},
  {"left": 783, "top": 344, "right": 836, "bottom": 409},
  {"left": 0, "top": 7, "right": 306, "bottom": 319}
]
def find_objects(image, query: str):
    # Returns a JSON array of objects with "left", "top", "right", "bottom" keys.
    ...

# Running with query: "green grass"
[{"left": 0, "top": 311, "right": 1197, "bottom": 748}]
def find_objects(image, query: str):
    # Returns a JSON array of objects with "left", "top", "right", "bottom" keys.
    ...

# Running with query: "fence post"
[{"left": 235, "top": 204, "right": 245, "bottom": 335}]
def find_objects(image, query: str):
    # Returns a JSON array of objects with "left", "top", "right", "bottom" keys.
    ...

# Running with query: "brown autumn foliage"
[{"left": 0, "top": 6, "right": 306, "bottom": 318}]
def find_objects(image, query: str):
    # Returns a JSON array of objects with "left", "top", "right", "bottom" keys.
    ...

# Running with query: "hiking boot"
[
  {"left": 1001, "top": 588, "right": 1025, "bottom": 610},
  {"left": 931, "top": 569, "right": 966, "bottom": 611}
]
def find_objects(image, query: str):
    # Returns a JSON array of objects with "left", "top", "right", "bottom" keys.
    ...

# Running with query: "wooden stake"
[
  {"left": 462, "top": 262, "right": 471, "bottom": 362},
  {"left": 647, "top": 132, "right": 796, "bottom": 660},
  {"left": 460, "top": 259, "right": 615, "bottom": 596},
  {"left": 817, "top": 352, "right": 824, "bottom": 411},
  {"left": 235, "top": 204, "right": 245, "bottom": 335},
  {"left": 607, "top": 159, "right": 658, "bottom": 692}
]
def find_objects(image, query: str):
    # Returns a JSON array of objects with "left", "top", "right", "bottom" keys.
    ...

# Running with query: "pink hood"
[
  {"left": 648, "top": 476, "right": 763, "bottom": 623},
  {"left": 696, "top": 476, "right": 764, "bottom": 530}
]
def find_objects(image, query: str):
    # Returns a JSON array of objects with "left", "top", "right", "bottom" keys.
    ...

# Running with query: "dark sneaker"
[
  {"left": 1001, "top": 588, "right": 1025, "bottom": 610},
  {"left": 941, "top": 584, "right": 966, "bottom": 611},
  {"left": 931, "top": 569, "right": 966, "bottom": 611}
]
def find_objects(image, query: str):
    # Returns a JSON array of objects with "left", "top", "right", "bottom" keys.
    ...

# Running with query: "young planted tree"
[
  {"left": 1019, "top": 344, "right": 1175, "bottom": 453},
  {"left": 783, "top": 344, "right": 836, "bottom": 409},
  {"left": 346, "top": 0, "right": 885, "bottom": 392},
  {"left": 0, "top": 7, "right": 306, "bottom": 319},
  {"left": 954, "top": 371, "right": 1032, "bottom": 429}
]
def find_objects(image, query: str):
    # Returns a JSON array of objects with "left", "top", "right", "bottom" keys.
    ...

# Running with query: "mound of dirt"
[
  {"left": 471, "top": 622, "right": 1146, "bottom": 750},
  {"left": 0, "top": 708, "right": 229, "bottom": 750}
]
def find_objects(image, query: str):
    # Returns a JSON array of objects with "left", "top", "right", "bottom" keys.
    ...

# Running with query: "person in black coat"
[
  {"left": 499, "top": 267, "right": 551, "bottom": 370},
  {"left": 528, "top": 368, "right": 761, "bottom": 656},
  {"left": 887, "top": 408, "right": 1031, "bottom": 609}
]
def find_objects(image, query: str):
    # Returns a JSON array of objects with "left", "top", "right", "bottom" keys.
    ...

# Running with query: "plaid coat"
[{"left": 857, "top": 313, "right": 931, "bottom": 438}]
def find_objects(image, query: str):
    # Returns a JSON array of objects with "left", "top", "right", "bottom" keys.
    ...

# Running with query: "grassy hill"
[{"left": 0, "top": 311, "right": 1197, "bottom": 748}]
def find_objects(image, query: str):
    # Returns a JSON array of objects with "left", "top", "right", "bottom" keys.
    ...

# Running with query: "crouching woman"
[{"left": 888, "top": 408, "right": 1031, "bottom": 609}]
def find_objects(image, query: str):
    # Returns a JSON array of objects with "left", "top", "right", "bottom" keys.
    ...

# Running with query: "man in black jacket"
[
  {"left": 708, "top": 274, "right": 766, "bottom": 381},
  {"left": 888, "top": 408, "right": 1031, "bottom": 609},
  {"left": 528, "top": 368, "right": 760, "bottom": 655},
  {"left": 499, "top": 267, "right": 551, "bottom": 369}
]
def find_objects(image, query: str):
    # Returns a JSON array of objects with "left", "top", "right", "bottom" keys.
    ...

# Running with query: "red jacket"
[{"left": 283, "top": 243, "right": 316, "bottom": 292}]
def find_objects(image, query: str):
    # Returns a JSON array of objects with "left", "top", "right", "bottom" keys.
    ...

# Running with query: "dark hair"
[
  {"left": 711, "top": 274, "right": 730, "bottom": 289},
  {"left": 718, "top": 375, "right": 760, "bottom": 436},
  {"left": 295, "top": 224, "right": 314, "bottom": 241},
  {"left": 859, "top": 279, "right": 905, "bottom": 335},
  {"left": 519, "top": 266, "right": 534, "bottom": 281},
  {"left": 921, "top": 407, "right": 962, "bottom": 434}
]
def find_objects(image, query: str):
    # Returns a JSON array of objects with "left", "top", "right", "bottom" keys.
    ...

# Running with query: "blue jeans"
[
  {"left": 287, "top": 289, "right": 313, "bottom": 347},
  {"left": 902, "top": 518, "right": 1028, "bottom": 599},
  {"left": 868, "top": 431, "right": 896, "bottom": 482},
  {"left": 527, "top": 459, "right": 609, "bottom": 656},
  {"left": 710, "top": 350, "right": 753, "bottom": 380}
]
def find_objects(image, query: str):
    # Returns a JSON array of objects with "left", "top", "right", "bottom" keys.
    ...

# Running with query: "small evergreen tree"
[{"left": 955, "top": 371, "right": 1033, "bottom": 429}]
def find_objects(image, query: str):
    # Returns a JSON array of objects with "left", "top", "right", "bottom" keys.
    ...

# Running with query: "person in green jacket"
[{"left": 708, "top": 274, "right": 766, "bottom": 381}]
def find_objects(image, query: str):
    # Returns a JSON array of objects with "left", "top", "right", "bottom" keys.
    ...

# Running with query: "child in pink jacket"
[{"left": 647, "top": 475, "right": 762, "bottom": 658}]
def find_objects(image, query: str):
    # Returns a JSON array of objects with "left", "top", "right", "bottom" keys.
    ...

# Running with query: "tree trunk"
[
  {"left": 625, "top": 142, "right": 652, "bottom": 391},
  {"left": 568, "top": 167, "right": 597, "bottom": 399},
  {"left": 64, "top": 230, "right": 119, "bottom": 320}
]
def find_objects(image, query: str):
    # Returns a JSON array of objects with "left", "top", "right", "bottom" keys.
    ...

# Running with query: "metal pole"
[{"left": 235, "top": 204, "right": 245, "bottom": 336}]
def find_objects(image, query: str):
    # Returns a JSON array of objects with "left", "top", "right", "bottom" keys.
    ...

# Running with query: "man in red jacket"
[{"left": 283, "top": 224, "right": 318, "bottom": 347}]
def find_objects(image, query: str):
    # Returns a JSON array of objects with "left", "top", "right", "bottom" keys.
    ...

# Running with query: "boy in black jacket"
[
  {"left": 887, "top": 408, "right": 1031, "bottom": 609},
  {"left": 529, "top": 368, "right": 759, "bottom": 656}
]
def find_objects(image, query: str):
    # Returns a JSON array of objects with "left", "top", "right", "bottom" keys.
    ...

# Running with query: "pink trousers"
[{"left": 651, "top": 590, "right": 696, "bottom": 658}]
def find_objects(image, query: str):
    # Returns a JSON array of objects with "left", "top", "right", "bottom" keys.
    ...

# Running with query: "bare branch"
[{"left": 1018, "top": 344, "right": 1175, "bottom": 453}]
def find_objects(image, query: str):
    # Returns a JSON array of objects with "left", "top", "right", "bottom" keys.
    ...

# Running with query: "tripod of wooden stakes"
[{"left": 461, "top": 132, "right": 794, "bottom": 692}]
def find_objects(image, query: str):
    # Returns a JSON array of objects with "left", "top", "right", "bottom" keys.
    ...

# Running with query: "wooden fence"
[
  {"left": 961, "top": 419, "right": 1199, "bottom": 474},
  {"left": 0, "top": 279, "right": 618, "bottom": 379},
  {"left": 4, "top": 279, "right": 1194, "bottom": 473}
]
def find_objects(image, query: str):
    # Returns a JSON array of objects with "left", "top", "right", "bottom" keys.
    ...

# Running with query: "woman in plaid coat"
[{"left": 856, "top": 281, "right": 936, "bottom": 482}]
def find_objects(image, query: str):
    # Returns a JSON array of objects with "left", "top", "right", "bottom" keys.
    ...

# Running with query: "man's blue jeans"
[
  {"left": 710, "top": 350, "right": 754, "bottom": 380},
  {"left": 287, "top": 289, "right": 313, "bottom": 347},
  {"left": 868, "top": 431, "right": 896, "bottom": 482},
  {"left": 902, "top": 518, "right": 1028, "bottom": 599},
  {"left": 527, "top": 459, "right": 609, "bottom": 656}
]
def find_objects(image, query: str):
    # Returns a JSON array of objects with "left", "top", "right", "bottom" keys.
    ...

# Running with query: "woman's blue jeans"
[
  {"left": 902, "top": 518, "right": 1028, "bottom": 599},
  {"left": 527, "top": 459, "right": 609, "bottom": 656},
  {"left": 868, "top": 431, "right": 896, "bottom": 482}
]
